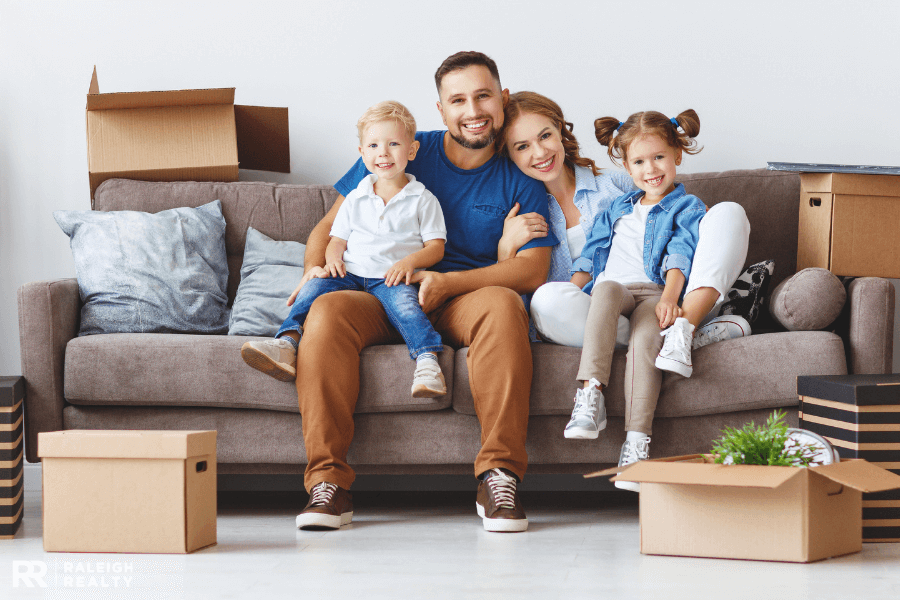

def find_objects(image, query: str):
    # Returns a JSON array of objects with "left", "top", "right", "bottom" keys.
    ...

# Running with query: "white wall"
[{"left": 2, "top": 0, "right": 900, "bottom": 376}]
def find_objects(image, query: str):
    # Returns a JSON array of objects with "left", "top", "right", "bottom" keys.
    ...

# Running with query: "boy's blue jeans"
[{"left": 275, "top": 272, "right": 443, "bottom": 359}]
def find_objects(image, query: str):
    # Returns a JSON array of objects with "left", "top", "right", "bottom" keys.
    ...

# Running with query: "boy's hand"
[
  {"left": 385, "top": 257, "right": 417, "bottom": 287},
  {"left": 287, "top": 267, "right": 330, "bottom": 306},
  {"left": 324, "top": 258, "right": 346, "bottom": 279},
  {"left": 655, "top": 297, "right": 684, "bottom": 329}
]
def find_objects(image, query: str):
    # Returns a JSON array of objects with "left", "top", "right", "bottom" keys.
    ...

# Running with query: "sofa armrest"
[
  {"left": 846, "top": 277, "right": 895, "bottom": 374},
  {"left": 17, "top": 279, "right": 81, "bottom": 462}
]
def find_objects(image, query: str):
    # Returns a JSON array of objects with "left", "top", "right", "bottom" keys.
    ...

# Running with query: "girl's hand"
[
  {"left": 656, "top": 297, "right": 684, "bottom": 328},
  {"left": 498, "top": 203, "right": 548, "bottom": 261},
  {"left": 385, "top": 257, "right": 416, "bottom": 287},
  {"left": 324, "top": 258, "right": 346, "bottom": 279},
  {"left": 287, "top": 267, "right": 330, "bottom": 305}
]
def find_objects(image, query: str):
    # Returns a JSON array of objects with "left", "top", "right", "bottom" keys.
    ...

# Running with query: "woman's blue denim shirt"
[{"left": 570, "top": 183, "right": 706, "bottom": 295}]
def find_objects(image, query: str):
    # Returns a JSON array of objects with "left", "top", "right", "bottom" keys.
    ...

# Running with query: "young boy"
[{"left": 241, "top": 101, "right": 448, "bottom": 397}]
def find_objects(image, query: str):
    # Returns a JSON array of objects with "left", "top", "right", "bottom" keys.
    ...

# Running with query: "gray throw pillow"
[
  {"left": 768, "top": 268, "right": 846, "bottom": 331},
  {"left": 228, "top": 227, "right": 305, "bottom": 336},
  {"left": 54, "top": 200, "right": 229, "bottom": 336}
]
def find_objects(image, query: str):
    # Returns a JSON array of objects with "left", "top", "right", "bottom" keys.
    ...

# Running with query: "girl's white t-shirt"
[
  {"left": 566, "top": 225, "right": 586, "bottom": 261},
  {"left": 596, "top": 200, "right": 653, "bottom": 285}
]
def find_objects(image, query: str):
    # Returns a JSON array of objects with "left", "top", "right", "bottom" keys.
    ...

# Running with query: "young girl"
[{"left": 565, "top": 110, "right": 706, "bottom": 490}]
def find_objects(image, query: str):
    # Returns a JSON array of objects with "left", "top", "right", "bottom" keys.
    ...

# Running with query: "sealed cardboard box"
[
  {"left": 798, "top": 374, "right": 900, "bottom": 541},
  {"left": 797, "top": 172, "right": 900, "bottom": 277},
  {"left": 86, "top": 67, "right": 290, "bottom": 198},
  {"left": 587, "top": 454, "right": 900, "bottom": 562},
  {"left": 0, "top": 377, "right": 25, "bottom": 539},
  {"left": 39, "top": 430, "right": 216, "bottom": 553}
]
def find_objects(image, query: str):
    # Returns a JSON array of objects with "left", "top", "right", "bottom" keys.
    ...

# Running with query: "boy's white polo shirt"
[{"left": 330, "top": 174, "right": 447, "bottom": 278}]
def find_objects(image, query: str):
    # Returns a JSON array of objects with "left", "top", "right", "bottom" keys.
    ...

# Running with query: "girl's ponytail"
[
  {"left": 672, "top": 109, "right": 700, "bottom": 139},
  {"left": 594, "top": 116, "right": 621, "bottom": 148}
]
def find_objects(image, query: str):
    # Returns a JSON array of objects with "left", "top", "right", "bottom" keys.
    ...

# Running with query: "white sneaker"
[
  {"left": 564, "top": 379, "right": 607, "bottom": 439},
  {"left": 615, "top": 437, "right": 650, "bottom": 492},
  {"left": 241, "top": 338, "right": 297, "bottom": 381},
  {"left": 655, "top": 317, "right": 694, "bottom": 377},
  {"left": 411, "top": 357, "right": 447, "bottom": 398},
  {"left": 693, "top": 315, "right": 751, "bottom": 350}
]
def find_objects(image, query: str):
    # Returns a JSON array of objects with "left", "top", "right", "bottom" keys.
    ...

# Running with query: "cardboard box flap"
[
  {"left": 584, "top": 454, "right": 706, "bottom": 478},
  {"left": 234, "top": 105, "right": 290, "bottom": 173},
  {"left": 87, "top": 67, "right": 234, "bottom": 111},
  {"left": 812, "top": 459, "right": 900, "bottom": 493},
  {"left": 39, "top": 430, "right": 216, "bottom": 460},
  {"left": 800, "top": 172, "right": 900, "bottom": 197},
  {"left": 610, "top": 461, "right": 803, "bottom": 488}
]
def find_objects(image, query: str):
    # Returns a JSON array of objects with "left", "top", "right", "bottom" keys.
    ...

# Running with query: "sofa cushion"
[
  {"left": 452, "top": 331, "right": 847, "bottom": 417},
  {"left": 768, "top": 268, "right": 846, "bottom": 331},
  {"left": 64, "top": 334, "right": 454, "bottom": 413},
  {"left": 229, "top": 227, "right": 305, "bottom": 336},
  {"left": 54, "top": 200, "right": 229, "bottom": 336}
]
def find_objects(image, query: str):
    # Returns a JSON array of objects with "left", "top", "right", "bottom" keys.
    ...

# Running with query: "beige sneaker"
[
  {"left": 411, "top": 357, "right": 447, "bottom": 398},
  {"left": 241, "top": 338, "right": 296, "bottom": 381}
]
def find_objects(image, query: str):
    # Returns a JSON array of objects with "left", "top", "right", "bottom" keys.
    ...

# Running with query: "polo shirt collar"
[{"left": 362, "top": 173, "right": 425, "bottom": 201}]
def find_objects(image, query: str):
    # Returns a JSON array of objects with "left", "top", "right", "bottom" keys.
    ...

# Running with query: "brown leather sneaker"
[
  {"left": 241, "top": 339, "right": 296, "bottom": 382},
  {"left": 476, "top": 468, "right": 528, "bottom": 532},
  {"left": 296, "top": 482, "right": 353, "bottom": 530}
]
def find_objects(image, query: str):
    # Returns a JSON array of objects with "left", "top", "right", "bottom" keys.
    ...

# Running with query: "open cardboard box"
[
  {"left": 86, "top": 67, "right": 290, "bottom": 198},
  {"left": 39, "top": 430, "right": 217, "bottom": 554},
  {"left": 797, "top": 172, "right": 900, "bottom": 277},
  {"left": 586, "top": 454, "right": 900, "bottom": 562}
]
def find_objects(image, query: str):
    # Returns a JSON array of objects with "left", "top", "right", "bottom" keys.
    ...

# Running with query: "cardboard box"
[
  {"left": 39, "top": 430, "right": 217, "bottom": 553},
  {"left": 798, "top": 374, "right": 900, "bottom": 541},
  {"left": 797, "top": 172, "right": 900, "bottom": 277},
  {"left": 587, "top": 454, "right": 900, "bottom": 562},
  {"left": 87, "top": 67, "right": 290, "bottom": 198},
  {"left": 0, "top": 377, "right": 25, "bottom": 539}
]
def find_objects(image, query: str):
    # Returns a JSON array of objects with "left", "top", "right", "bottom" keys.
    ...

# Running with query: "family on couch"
[{"left": 239, "top": 51, "right": 751, "bottom": 533}]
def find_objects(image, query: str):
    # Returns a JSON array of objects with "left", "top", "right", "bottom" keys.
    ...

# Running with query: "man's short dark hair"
[{"left": 434, "top": 51, "right": 501, "bottom": 95}]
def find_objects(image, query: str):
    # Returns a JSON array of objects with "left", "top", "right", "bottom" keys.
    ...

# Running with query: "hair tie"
[
  {"left": 616, "top": 121, "right": 624, "bottom": 131},
  {"left": 669, "top": 117, "right": 679, "bottom": 128}
]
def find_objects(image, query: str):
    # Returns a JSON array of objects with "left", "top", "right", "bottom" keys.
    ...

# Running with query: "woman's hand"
[
  {"left": 498, "top": 202, "right": 548, "bottom": 261},
  {"left": 287, "top": 267, "right": 329, "bottom": 306},
  {"left": 655, "top": 297, "right": 684, "bottom": 329}
]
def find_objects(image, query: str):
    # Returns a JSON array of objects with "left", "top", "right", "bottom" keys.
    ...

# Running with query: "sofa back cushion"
[
  {"left": 93, "top": 179, "right": 340, "bottom": 304},
  {"left": 679, "top": 168, "right": 800, "bottom": 290}
]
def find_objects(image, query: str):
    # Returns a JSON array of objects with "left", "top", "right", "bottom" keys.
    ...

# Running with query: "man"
[{"left": 259, "top": 51, "right": 556, "bottom": 533}]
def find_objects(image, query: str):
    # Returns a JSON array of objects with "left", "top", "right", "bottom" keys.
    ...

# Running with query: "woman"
[{"left": 497, "top": 91, "right": 751, "bottom": 371}]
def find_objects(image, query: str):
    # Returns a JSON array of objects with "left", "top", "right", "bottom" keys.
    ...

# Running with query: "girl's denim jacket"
[{"left": 570, "top": 184, "right": 707, "bottom": 296}]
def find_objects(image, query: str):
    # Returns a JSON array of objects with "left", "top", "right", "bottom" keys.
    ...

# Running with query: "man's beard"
[{"left": 449, "top": 124, "right": 500, "bottom": 150}]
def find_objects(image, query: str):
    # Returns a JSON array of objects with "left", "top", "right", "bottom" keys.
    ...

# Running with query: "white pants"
[{"left": 531, "top": 202, "right": 751, "bottom": 348}]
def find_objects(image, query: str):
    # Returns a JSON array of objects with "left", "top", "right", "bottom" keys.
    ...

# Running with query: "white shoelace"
[
  {"left": 659, "top": 320, "right": 691, "bottom": 356},
  {"left": 621, "top": 438, "right": 651, "bottom": 465},
  {"left": 486, "top": 469, "right": 517, "bottom": 510},
  {"left": 572, "top": 386, "right": 600, "bottom": 418},
  {"left": 309, "top": 482, "right": 337, "bottom": 506},
  {"left": 694, "top": 323, "right": 729, "bottom": 347}
]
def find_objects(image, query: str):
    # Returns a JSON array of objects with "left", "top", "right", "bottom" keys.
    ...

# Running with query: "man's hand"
[
  {"left": 412, "top": 270, "right": 452, "bottom": 313},
  {"left": 655, "top": 296, "right": 684, "bottom": 329},
  {"left": 287, "top": 267, "right": 329, "bottom": 306},
  {"left": 385, "top": 257, "right": 418, "bottom": 287}
]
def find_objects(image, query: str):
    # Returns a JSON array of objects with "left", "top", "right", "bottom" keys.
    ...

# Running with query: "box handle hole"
[
  {"left": 827, "top": 484, "right": 844, "bottom": 497},
  {"left": 810, "top": 197, "right": 822, "bottom": 207},
  {"left": 196, "top": 461, "right": 207, "bottom": 473}
]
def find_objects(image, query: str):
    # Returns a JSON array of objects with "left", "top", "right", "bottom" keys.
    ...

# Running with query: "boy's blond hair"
[{"left": 357, "top": 101, "right": 417, "bottom": 142}]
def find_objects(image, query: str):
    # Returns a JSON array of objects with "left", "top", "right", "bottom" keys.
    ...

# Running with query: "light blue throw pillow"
[
  {"left": 228, "top": 227, "right": 305, "bottom": 336},
  {"left": 54, "top": 200, "right": 229, "bottom": 336}
]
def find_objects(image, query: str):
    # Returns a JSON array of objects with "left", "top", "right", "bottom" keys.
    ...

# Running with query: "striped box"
[
  {"left": 798, "top": 374, "right": 900, "bottom": 542},
  {"left": 0, "top": 376, "right": 25, "bottom": 539}
]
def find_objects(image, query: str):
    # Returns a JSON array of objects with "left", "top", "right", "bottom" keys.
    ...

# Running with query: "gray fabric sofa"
[{"left": 18, "top": 169, "right": 895, "bottom": 477}]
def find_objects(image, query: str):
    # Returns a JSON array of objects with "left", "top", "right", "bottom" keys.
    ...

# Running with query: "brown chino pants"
[{"left": 295, "top": 286, "right": 532, "bottom": 492}]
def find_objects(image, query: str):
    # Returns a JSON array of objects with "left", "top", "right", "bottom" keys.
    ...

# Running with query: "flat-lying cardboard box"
[
  {"left": 797, "top": 172, "right": 900, "bottom": 277},
  {"left": 39, "top": 430, "right": 217, "bottom": 553},
  {"left": 87, "top": 67, "right": 290, "bottom": 198},
  {"left": 587, "top": 454, "right": 900, "bottom": 562}
]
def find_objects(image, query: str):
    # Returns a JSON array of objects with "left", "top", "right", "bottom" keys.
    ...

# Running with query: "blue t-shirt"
[{"left": 334, "top": 130, "right": 558, "bottom": 273}]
